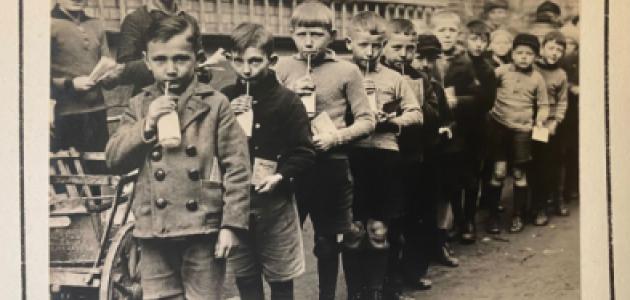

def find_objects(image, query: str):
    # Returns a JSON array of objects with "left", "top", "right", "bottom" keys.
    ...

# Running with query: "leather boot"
[
  {"left": 509, "top": 186, "right": 528, "bottom": 233},
  {"left": 434, "top": 229, "right": 459, "bottom": 267},
  {"left": 485, "top": 184, "right": 502, "bottom": 234},
  {"left": 556, "top": 193, "right": 570, "bottom": 216},
  {"left": 342, "top": 249, "right": 365, "bottom": 300},
  {"left": 461, "top": 187, "right": 478, "bottom": 243}
]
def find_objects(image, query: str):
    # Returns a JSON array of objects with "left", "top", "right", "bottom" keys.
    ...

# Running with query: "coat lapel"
[{"left": 180, "top": 84, "right": 214, "bottom": 132}]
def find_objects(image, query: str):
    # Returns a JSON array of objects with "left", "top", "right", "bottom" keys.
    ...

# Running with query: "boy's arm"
[
  {"left": 534, "top": 74, "right": 550, "bottom": 127},
  {"left": 335, "top": 68, "right": 376, "bottom": 145},
  {"left": 277, "top": 96, "right": 316, "bottom": 180},
  {"left": 389, "top": 78, "right": 422, "bottom": 127},
  {"left": 105, "top": 98, "right": 155, "bottom": 174},
  {"left": 215, "top": 96, "right": 251, "bottom": 232},
  {"left": 422, "top": 77, "right": 441, "bottom": 130}
]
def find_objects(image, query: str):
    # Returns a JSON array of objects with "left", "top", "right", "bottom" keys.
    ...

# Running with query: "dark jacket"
[
  {"left": 116, "top": 6, "right": 201, "bottom": 96},
  {"left": 50, "top": 5, "right": 110, "bottom": 115},
  {"left": 105, "top": 78, "right": 251, "bottom": 238},
  {"left": 422, "top": 73, "right": 456, "bottom": 155},
  {"left": 221, "top": 71, "right": 316, "bottom": 211}
]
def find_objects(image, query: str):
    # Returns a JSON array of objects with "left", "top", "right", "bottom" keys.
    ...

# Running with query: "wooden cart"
[{"left": 49, "top": 148, "right": 141, "bottom": 300}]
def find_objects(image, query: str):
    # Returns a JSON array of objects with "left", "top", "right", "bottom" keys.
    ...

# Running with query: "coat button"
[
  {"left": 188, "top": 168, "right": 200, "bottom": 181},
  {"left": 155, "top": 169, "right": 166, "bottom": 181},
  {"left": 155, "top": 198, "right": 167, "bottom": 209},
  {"left": 254, "top": 123, "right": 261, "bottom": 129},
  {"left": 185, "top": 145, "right": 197, "bottom": 157},
  {"left": 151, "top": 147, "right": 163, "bottom": 161},
  {"left": 186, "top": 199, "right": 198, "bottom": 211}
]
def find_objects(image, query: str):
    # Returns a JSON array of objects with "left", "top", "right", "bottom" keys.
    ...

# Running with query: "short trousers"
[
  {"left": 138, "top": 235, "right": 225, "bottom": 300},
  {"left": 486, "top": 116, "right": 532, "bottom": 164},
  {"left": 349, "top": 148, "right": 404, "bottom": 221},
  {"left": 295, "top": 157, "right": 353, "bottom": 236},
  {"left": 229, "top": 198, "right": 305, "bottom": 282}
]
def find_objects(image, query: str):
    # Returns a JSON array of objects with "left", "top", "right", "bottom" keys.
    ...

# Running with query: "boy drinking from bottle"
[
  {"left": 274, "top": 1, "right": 376, "bottom": 299},
  {"left": 221, "top": 23, "right": 316, "bottom": 300},
  {"left": 105, "top": 15, "right": 251, "bottom": 300}
]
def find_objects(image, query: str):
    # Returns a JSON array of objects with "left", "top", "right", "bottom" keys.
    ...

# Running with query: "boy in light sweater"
[
  {"left": 274, "top": 2, "right": 376, "bottom": 299},
  {"left": 485, "top": 33, "right": 549, "bottom": 233}
]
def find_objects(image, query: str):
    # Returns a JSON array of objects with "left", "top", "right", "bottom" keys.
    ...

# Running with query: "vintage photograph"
[{"left": 47, "top": 0, "right": 581, "bottom": 299}]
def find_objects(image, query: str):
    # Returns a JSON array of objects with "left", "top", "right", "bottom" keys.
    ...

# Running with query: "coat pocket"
[{"left": 200, "top": 180, "right": 224, "bottom": 213}]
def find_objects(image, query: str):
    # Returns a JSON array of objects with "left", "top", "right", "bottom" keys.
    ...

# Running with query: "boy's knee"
[
  {"left": 491, "top": 166, "right": 507, "bottom": 185},
  {"left": 366, "top": 220, "right": 389, "bottom": 250},
  {"left": 513, "top": 169, "right": 527, "bottom": 187},
  {"left": 342, "top": 221, "right": 366, "bottom": 251}
]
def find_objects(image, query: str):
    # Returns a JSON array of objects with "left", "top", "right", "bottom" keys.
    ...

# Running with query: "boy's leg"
[
  {"left": 231, "top": 215, "right": 265, "bottom": 300},
  {"left": 269, "top": 280, "right": 294, "bottom": 300},
  {"left": 342, "top": 221, "right": 367, "bottom": 299},
  {"left": 137, "top": 239, "right": 185, "bottom": 300},
  {"left": 486, "top": 161, "right": 507, "bottom": 234},
  {"left": 508, "top": 130, "right": 533, "bottom": 233},
  {"left": 180, "top": 235, "right": 226, "bottom": 300},
  {"left": 235, "top": 275, "right": 265, "bottom": 300}
]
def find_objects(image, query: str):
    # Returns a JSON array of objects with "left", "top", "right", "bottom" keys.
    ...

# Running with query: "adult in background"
[{"left": 51, "top": 0, "right": 121, "bottom": 154}]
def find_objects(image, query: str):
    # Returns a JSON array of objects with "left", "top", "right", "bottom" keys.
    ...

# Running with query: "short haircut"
[
  {"left": 146, "top": 15, "right": 202, "bottom": 53},
  {"left": 466, "top": 19, "right": 490, "bottom": 41},
  {"left": 429, "top": 10, "right": 461, "bottom": 29},
  {"left": 348, "top": 11, "right": 388, "bottom": 38},
  {"left": 542, "top": 30, "right": 567, "bottom": 49},
  {"left": 490, "top": 28, "right": 513, "bottom": 43},
  {"left": 290, "top": 0, "right": 334, "bottom": 32},
  {"left": 389, "top": 18, "right": 417, "bottom": 37},
  {"left": 227, "top": 22, "right": 275, "bottom": 56}
]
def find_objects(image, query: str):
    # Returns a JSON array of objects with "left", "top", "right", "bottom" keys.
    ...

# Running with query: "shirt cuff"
[{"left": 141, "top": 120, "right": 157, "bottom": 144}]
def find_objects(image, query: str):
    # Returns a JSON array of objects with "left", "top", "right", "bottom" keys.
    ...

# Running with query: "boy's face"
[
  {"left": 565, "top": 39, "right": 578, "bottom": 56},
  {"left": 228, "top": 47, "right": 274, "bottom": 83},
  {"left": 144, "top": 29, "right": 197, "bottom": 94},
  {"left": 413, "top": 52, "right": 438, "bottom": 74},
  {"left": 291, "top": 26, "right": 334, "bottom": 59},
  {"left": 490, "top": 36, "right": 512, "bottom": 56},
  {"left": 540, "top": 40, "right": 565, "bottom": 65},
  {"left": 487, "top": 8, "right": 508, "bottom": 26},
  {"left": 382, "top": 33, "right": 417, "bottom": 69},
  {"left": 511, "top": 45, "right": 536, "bottom": 70},
  {"left": 58, "top": 0, "right": 87, "bottom": 12},
  {"left": 432, "top": 19, "right": 459, "bottom": 52},
  {"left": 466, "top": 34, "right": 488, "bottom": 57},
  {"left": 347, "top": 31, "right": 386, "bottom": 70}
]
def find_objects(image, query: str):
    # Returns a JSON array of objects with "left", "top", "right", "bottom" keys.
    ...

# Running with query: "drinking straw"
[
  {"left": 306, "top": 54, "right": 311, "bottom": 74},
  {"left": 165, "top": 81, "right": 170, "bottom": 96},
  {"left": 246, "top": 81, "right": 250, "bottom": 96}
]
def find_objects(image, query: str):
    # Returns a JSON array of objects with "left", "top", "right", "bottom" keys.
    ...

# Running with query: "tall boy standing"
[
  {"left": 105, "top": 15, "right": 250, "bottom": 300},
  {"left": 274, "top": 2, "right": 376, "bottom": 299},
  {"left": 531, "top": 31, "right": 569, "bottom": 225},
  {"left": 485, "top": 33, "right": 549, "bottom": 233},
  {"left": 342, "top": 12, "right": 422, "bottom": 300},
  {"left": 221, "top": 23, "right": 315, "bottom": 300}
]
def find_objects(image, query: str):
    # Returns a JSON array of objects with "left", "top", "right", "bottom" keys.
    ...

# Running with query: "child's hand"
[
  {"left": 231, "top": 95, "right": 253, "bottom": 114},
  {"left": 291, "top": 75, "right": 315, "bottom": 96},
  {"left": 570, "top": 85, "right": 579, "bottom": 96},
  {"left": 546, "top": 120, "right": 558, "bottom": 136},
  {"left": 438, "top": 127, "right": 453, "bottom": 140},
  {"left": 99, "top": 64, "right": 125, "bottom": 82},
  {"left": 313, "top": 133, "right": 338, "bottom": 151},
  {"left": 215, "top": 228, "right": 239, "bottom": 258},
  {"left": 145, "top": 95, "right": 177, "bottom": 131},
  {"left": 72, "top": 76, "right": 96, "bottom": 92},
  {"left": 254, "top": 173, "right": 283, "bottom": 193}
]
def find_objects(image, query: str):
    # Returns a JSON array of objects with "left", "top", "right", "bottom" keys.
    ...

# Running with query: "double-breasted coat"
[{"left": 106, "top": 78, "right": 251, "bottom": 238}]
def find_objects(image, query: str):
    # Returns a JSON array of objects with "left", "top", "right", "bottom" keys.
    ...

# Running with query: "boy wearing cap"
[
  {"left": 482, "top": 0, "right": 510, "bottom": 32},
  {"left": 485, "top": 33, "right": 549, "bottom": 234},
  {"left": 531, "top": 31, "right": 569, "bottom": 225},
  {"left": 274, "top": 2, "right": 376, "bottom": 299},
  {"left": 221, "top": 23, "right": 316, "bottom": 300},
  {"left": 342, "top": 12, "right": 421, "bottom": 300}
]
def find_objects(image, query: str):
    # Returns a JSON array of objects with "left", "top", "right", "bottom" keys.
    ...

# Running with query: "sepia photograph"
[{"left": 13, "top": 0, "right": 616, "bottom": 299}]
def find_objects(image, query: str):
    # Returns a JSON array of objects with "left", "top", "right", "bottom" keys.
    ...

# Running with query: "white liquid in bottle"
[
  {"left": 157, "top": 82, "right": 182, "bottom": 148},
  {"left": 236, "top": 82, "right": 254, "bottom": 137}
]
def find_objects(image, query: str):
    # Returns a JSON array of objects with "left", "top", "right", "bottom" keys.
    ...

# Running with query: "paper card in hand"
[
  {"left": 311, "top": 111, "right": 338, "bottom": 136},
  {"left": 532, "top": 126, "right": 550, "bottom": 143},
  {"left": 236, "top": 109, "right": 253, "bottom": 137},
  {"left": 301, "top": 93, "right": 317, "bottom": 117},
  {"left": 252, "top": 158, "right": 278, "bottom": 186},
  {"left": 89, "top": 56, "right": 117, "bottom": 82}
]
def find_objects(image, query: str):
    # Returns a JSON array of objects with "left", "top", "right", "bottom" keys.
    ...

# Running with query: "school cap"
[
  {"left": 483, "top": 0, "right": 509, "bottom": 13},
  {"left": 512, "top": 33, "right": 540, "bottom": 55},
  {"left": 536, "top": 1, "right": 561, "bottom": 16},
  {"left": 417, "top": 34, "right": 442, "bottom": 57},
  {"left": 466, "top": 19, "right": 491, "bottom": 36}
]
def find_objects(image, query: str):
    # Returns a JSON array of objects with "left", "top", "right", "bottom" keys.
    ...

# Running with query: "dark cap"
[
  {"left": 417, "top": 34, "right": 442, "bottom": 57},
  {"left": 512, "top": 33, "right": 540, "bottom": 55},
  {"left": 536, "top": 1, "right": 561, "bottom": 16},
  {"left": 483, "top": 0, "right": 509, "bottom": 14},
  {"left": 466, "top": 19, "right": 491, "bottom": 37}
]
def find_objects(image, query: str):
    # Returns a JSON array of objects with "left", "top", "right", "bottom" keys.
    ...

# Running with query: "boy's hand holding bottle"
[
  {"left": 231, "top": 95, "right": 253, "bottom": 114},
  {"left": 145, "top": 94, "right": 178, "bottom": 133}
]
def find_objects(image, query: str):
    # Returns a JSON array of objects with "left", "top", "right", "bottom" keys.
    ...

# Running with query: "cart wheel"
[{"left": 99, "top": 223, "right": 142, "bottom": 300}]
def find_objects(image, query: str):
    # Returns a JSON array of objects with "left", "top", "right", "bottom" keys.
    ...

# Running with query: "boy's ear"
[
  {"left": 268, "top": 54, "right": 279, "bottom": 66},
  {"left": 345, "top": 37, "right": 352, "bottom": 51}
]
